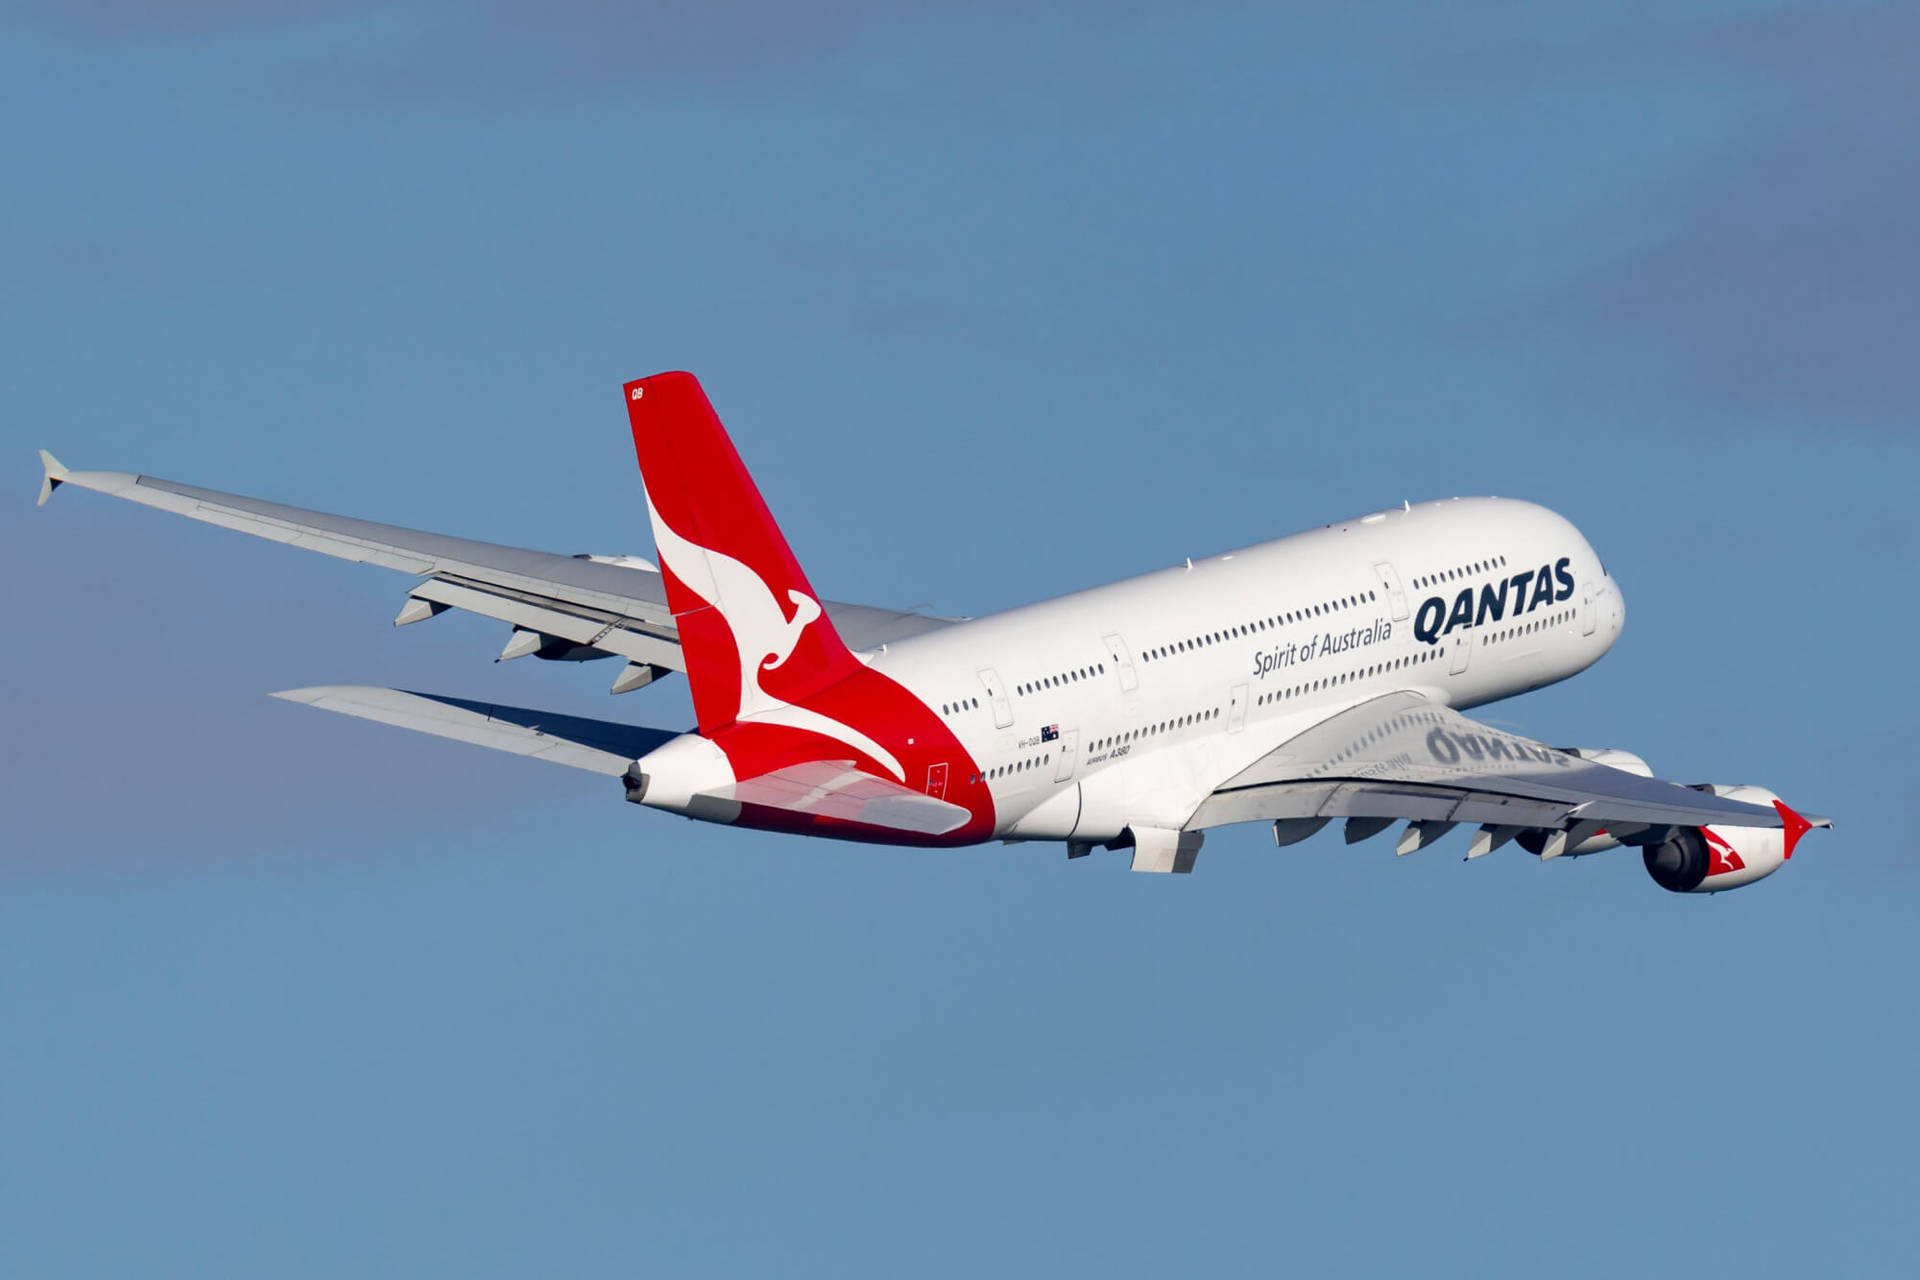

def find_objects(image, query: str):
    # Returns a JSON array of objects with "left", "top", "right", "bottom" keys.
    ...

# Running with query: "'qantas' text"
[{"left": 1413, "top": 558, "right": 1574, "bottom": 645}]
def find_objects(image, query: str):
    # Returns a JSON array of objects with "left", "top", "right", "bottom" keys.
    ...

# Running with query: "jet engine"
[
  {"left": 1516, "top": 748, "right": 1653, "bottom": 856},
  {"left": 1641, "top": 784, "right": 1815, "bottom": 894},
  {"left": 1557, "top": 747, "right": 1652, "bottom": 777}
]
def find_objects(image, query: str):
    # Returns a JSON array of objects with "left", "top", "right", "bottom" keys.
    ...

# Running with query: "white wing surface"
[{"left": 1191, "top": 692, "right": 1816, "bottom": 846}]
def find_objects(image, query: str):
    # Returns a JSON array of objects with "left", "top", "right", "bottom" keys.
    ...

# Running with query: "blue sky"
[{"left": 3, "top": 2, "right": 1915, "bottom": 1275}]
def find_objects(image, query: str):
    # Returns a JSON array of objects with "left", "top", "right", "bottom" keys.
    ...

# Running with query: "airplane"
[{"left": 35, "top": 370, "right": 1829, "bottom": 890}]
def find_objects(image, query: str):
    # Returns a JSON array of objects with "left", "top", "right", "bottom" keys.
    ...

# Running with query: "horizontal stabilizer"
[
  {"left": 695, "top": 761, "right": 971, "bottom": 836},
  {"left": 273, "top": 686, "right": 677, "bottom": 775}
]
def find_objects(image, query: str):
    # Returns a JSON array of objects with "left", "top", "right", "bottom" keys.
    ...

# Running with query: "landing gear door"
[
  {"left": 1373, "top": 561, "right": 1409, "bottom": 621},
  {"left": 1102, "top": 635, "right": 1139, "bottom": 693},
  {"left": 978, "top": 667, "right": 1013, "bottom": 728}
]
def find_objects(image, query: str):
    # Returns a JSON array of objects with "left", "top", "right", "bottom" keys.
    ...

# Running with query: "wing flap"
[
  {"left": 407, "top": 577, "right": 686, "bottom": 671},
  {"left": 1192, "top": 779, "right": 1569, "bottom": 831}
]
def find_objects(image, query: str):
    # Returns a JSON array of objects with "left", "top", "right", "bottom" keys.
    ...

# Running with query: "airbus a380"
[{"left": 37, "top": 372, "right": 1829, "bottom": 891}]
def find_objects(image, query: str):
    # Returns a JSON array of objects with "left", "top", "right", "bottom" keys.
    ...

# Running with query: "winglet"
[
  {"left": 1773, "top": 799, "right": 1827, "bottom": 859},
  {"left": 36, "top": 450, "right": 69, "bottom": 507}
]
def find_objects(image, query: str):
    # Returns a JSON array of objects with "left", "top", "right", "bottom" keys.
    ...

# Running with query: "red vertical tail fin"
[
  {"left": 624, "top": 372, "right": 863, "bottom": 737},
  {"left": 623, "top": 371, "right": 994, "bottom": 839}
]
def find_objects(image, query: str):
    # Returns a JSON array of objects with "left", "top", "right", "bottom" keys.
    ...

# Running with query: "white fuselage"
[{"left": 863, "top": 497, "right": 1623, "bottom": 841}]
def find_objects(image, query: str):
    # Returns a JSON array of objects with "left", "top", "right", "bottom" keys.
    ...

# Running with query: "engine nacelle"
[
  {"left": 1557, "top": 747, "right": 1652, "bottom": 777},
  {"left": 1642, "top": 784, "right": 1810, "bottom": 894},
  {"left": 1517, "top": 748, "right": 1654, "bottom": 856}
]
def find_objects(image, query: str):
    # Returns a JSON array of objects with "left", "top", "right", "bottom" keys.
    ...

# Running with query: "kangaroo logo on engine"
[{"left": 1413, "top": 557, "right": 1575, "bottom": 645}]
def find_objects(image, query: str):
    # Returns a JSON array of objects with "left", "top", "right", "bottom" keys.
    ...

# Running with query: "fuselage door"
[
  {"left": 1227, "top": 683, "right": 1249, "bottom": 733},
  {"left": 925, "top": 762, "right": 949, "bottom": 799},
  {"left": 1581, "top": 591, "right": 1597, "bottom": 636},
  {"left": 978, "top": 667, "right": 1014, "bottom": 728},
  {"left": 1053, "top": 730, "right": 1079, "bottom": 782},
  {"left": 1372, "top": 560, "right": 1410, "bottom": 621},
  {"left": 1449, "top": 630, "right": 1473, "bottom": 675},
  {"left": 1102, "top": 635, "right": 1139, "bottom": 693}
]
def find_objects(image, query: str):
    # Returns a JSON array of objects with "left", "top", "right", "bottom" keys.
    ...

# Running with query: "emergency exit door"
[
  {"left": 978, "top": 668, "right": 1013, "bottom": 728},
  {"left": 1372, "top": 561, "right": 1409, "bottom": 621},
  {"left": 1102, "top": 635, "right": 1139, "bottom": 693},
  {"left": 1053, "top": 731, "right": 1079, "bottom": 782}
]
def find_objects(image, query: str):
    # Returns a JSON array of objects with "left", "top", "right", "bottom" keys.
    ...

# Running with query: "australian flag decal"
[{"left": 1040, "top": 725, "right": 1060, "bottom": 743}]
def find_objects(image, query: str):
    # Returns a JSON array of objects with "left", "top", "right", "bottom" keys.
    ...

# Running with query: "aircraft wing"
[
  {"left": 37, "top": 453, "right": 954, "bottom": 676},
  {"left": 1189, "top": 691, "right": 1823, "bottom": 855}
]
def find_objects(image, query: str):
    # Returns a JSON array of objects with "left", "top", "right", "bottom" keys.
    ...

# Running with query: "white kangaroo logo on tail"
[
  {"left": 761, "top": 589, "right": 820, "bottom": 671},
  {"left": 646, "top": 494, "right": 905, "bottom": 781}
]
